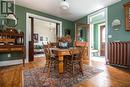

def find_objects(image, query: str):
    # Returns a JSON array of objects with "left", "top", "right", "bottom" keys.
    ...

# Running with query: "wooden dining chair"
[
  {"left": 66, "top": 46, "right": 86, "bottom": 77},
  {"left": 43, "top": 44, "right": 52, "bottom": 77},
  {"left": 43, "top": 43, "right": 58, "bottom": 77},
  {"left": 49, "top": 41, "right": 58, "bottom": 48}
]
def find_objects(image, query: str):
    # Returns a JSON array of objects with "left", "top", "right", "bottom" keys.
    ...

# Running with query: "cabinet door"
[{"left": 124, "top": 2, "right": 130, "bottom": 31}]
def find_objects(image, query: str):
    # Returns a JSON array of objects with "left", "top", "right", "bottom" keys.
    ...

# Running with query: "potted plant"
[{"left": 58, "top": 35, "right": 72, "bottom": 48}]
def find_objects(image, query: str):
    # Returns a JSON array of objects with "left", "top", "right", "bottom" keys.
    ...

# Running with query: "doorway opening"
[
  {"left": 33, "top": 19, "right": 58, "bottom": 58},
  {"left": 26, "top": 13, "right": 62, "bottom": 62},
  {"left": 88, "top": 8, "right": 108, "bottom": 63}
]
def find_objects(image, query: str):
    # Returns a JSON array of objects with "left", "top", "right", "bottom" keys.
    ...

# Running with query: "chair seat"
[
  {"left": 64, "top": 47, "right": 85, "bottom": 76},
  {"left": 65, "top": 54, "right": 80, "bottom": 61},
  {"left": 43, "top": 44, "right": 59, "bottom": 78}
]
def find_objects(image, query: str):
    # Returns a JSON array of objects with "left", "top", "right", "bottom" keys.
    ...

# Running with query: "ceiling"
[{"left": 15, "top": 0, "right": 121, "bottom": 21}]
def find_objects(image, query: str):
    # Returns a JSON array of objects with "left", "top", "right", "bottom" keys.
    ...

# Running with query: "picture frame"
[
  {"left": 40, "top": 36, "right": 43, "bottom": 41},
  {"left": 65, "top": 29, "right": 71, "bottom": 36},
  {"left": 33, "top": 33, "right": 38, "bottom": 43},
  {"left": 1, "top": 1, "right": 15, "bottom": 14}
]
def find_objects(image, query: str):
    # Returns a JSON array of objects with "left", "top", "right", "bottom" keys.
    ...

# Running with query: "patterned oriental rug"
[{"left": 23, "top": 65, "right": 103, "bottom": 87}]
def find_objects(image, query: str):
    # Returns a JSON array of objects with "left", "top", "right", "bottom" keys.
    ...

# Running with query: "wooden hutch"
[{"left": 0, "top": 28, "right": 25, "bottom": 65}]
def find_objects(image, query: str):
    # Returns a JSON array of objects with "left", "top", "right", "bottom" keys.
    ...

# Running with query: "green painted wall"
[
  {"left": 1, "top": 0, "right": 130, "bottom": 61},
  {"left": 76, "top": 0, "right": 130, "bottom": 42},
  {"left": 93, "top": 24, "right": 99, "bottom": 50},
  {"left": 108, "top": 0, "right": 130, "bottom": 42},
  {"left": 92, "top": 13, "right": 105, "bottom": 50},
  {"left": 93, "top": 22, "right": 105, "bottom": 50},
  {"left": 76, "top": 14, "right": 104, "bottom": 49},
  {"left": 76, "top": 0, "right": 130, "bottom": 66},
  {"left": 0, "top": 4, "right": 75, "bottom": 61},
  {"left": 78, "top": 28, "right": 87, "bottom": 41},
  {"left": 91, "top": 14, "right": 105, "bottom": 24},
  {"left": 15, "top": 5, "right": 75, "bottom": 39},
  {"left": 0, "top": 0, "right": 3, "bottom": 29},
  {"left": 75, "top": 16, "right": 87, "bottom": 24}
]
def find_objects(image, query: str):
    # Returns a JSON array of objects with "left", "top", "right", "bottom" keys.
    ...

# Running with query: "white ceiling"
[{"left": 15, "top": 0, "right": 121, "bottom": 21}]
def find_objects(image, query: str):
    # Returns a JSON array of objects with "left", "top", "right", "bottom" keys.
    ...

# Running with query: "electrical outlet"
[{"left": 8, "top": 53, "right": 11, "bottom": 57}]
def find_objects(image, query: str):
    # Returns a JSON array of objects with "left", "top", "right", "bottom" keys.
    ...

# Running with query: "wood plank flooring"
[{"left": 0, "top": 58, "right": 130, "bottom": 87}]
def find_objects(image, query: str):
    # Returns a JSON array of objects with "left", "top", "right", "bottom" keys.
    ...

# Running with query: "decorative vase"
[{"left": 58, "top": 42, "right": 69, "bottom": 48}]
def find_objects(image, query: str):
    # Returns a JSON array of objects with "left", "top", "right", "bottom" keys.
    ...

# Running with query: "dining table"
[{"left": 51, "top": 47, "right": 80, "bottom": 74}]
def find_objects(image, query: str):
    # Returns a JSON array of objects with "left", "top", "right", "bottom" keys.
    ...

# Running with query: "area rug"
[{"left": 23, "top": 65, "right": 103, "bottom": 87}]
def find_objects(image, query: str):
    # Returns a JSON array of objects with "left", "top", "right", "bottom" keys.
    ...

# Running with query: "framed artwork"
[
  {"left": 40, "top": 36, "right": 43, "bottom": 41},
  {"left": 33, "top": 33, "right": 38, "bottom": 43},
  {"left": 65, "top": 29, "right": 71, "bottom": 36},
  {"left": 1, "top": 1, "right": 15, "bottom": 14}
]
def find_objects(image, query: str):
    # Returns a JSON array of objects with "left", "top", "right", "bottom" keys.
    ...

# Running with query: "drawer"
[
  {"left": 0, "top": 48, "right": 9, "bottom": 52},
  {"left": 11, "top": 48, "right": 23, "bottom": 51}
]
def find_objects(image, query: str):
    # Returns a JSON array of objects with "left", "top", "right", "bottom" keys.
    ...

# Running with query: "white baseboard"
[{"left": 0, "top": 59, "right": 28, "bottom": 66}]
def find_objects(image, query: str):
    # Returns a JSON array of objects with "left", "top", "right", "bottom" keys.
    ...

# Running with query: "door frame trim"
[
  {"left": 98, "top": 23, "right": 105, "bottom": 54},
  {"left": 87, "top": 8, "right": 108, "bottom": 62},
  {"left": 26, "top": 12, "right": 62, "bottom": 63}
]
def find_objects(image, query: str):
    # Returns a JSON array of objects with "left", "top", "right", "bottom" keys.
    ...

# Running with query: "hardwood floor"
[{"left": 0, "top": 58, "right": 130, "bottom": 87}]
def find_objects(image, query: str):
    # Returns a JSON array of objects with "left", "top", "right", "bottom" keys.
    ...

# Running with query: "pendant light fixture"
[{"left": 60, "top": 0, "right": 70, "bottom": 10}]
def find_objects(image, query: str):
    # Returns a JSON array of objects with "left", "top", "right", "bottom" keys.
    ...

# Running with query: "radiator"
[{"left": 108, "top": 42, "right": 130, "bottom": 67}]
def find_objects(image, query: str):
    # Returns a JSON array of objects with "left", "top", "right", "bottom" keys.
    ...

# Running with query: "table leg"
[
  {"left": 23, "top": 58, "right": 25, "bottom": 67},
  {"left": 58, "top": 55, "right": 64, "bottom": 74}
]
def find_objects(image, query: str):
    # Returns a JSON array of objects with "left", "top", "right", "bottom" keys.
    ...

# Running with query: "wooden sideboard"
[
  {"left": 0, "top": 29, "right": 25, "bottom": 66},
  {"left": 0, "top": 45, "right": 25, "bottom": 65}
]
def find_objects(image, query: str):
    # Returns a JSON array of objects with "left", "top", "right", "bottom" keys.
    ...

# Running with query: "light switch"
[{"left": 108, "top": 35, "right": 112, "bottom": 38}]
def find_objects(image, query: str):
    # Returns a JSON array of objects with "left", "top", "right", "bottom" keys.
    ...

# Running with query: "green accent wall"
[
  {"left": 93, "top": 24, "right": 99, "bottom": 50},
  {"left": 76, "top": 0, "right": 130, "bottom": 65},
  {"left": 78, "top": 28, "right": 87, "bottom": 41},
  {"left": 108, "top": 0, "right": 130, "bottom": 42},
  {"left": 0, "top": 4, "right": 75, "bottom": 61},
  {"left": 0, "top": 0, "right": 3, "bottom": 29},
  {"left": 76, "top": 0, "right": 130, "bottom": 42},
  {"left": 1, "top": 0, "right": 130, "bottom": 62},
  {"left": 91, "top": 14, "right": 105, "bottom": 24},
  {"left": 76, "top": 14, "right": 104, "bottom": 50},
  {"left": 92, "top": 14, "right": 105, "bottom": 50},
  {"left": 75, "top": 16, "right": 87, "bottom": 24},
  {"left": 15, "top": 5, "right": 75, "bottom": 38}
]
